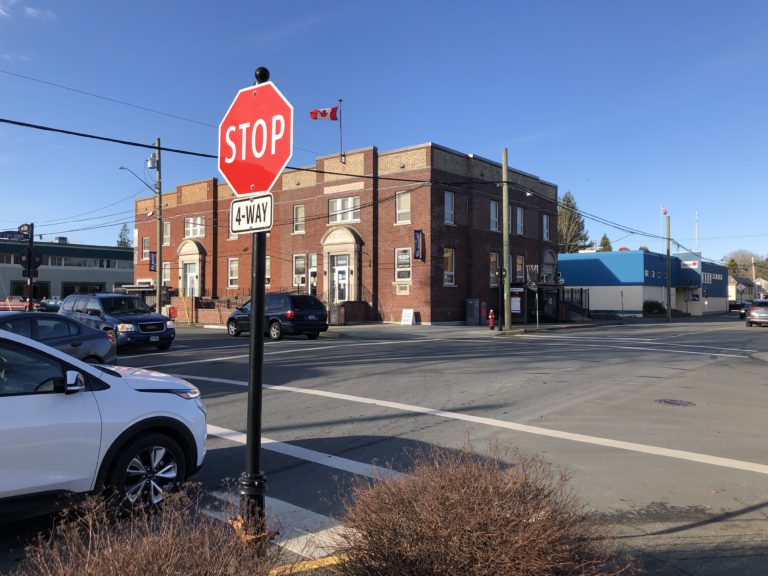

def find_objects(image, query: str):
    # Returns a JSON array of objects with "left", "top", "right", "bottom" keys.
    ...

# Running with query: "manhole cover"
[{"left": 655, "top": 399, "right": 696, "bottom": 407}]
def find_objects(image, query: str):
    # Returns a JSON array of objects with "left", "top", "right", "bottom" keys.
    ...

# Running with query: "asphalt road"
[{"left": 2, "top": 315, "right": 767, "bottom": 574}]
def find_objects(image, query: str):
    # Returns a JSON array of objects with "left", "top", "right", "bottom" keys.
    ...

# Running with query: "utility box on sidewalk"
[{"left": 466, "top": 298, "right": 480, "bottom": 326}]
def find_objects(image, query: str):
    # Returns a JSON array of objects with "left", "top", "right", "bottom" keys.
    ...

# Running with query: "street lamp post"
[{"left": 120, "top": 141, "right": 163, "bottom": 311}]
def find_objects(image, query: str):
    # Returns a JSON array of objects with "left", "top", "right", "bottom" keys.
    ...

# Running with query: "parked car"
[
  {"left": 0, "top": 312, "right": 117, "bottom": 364},
  {"left": 0, "top": 329, "right": 206, "bottom": 517},
  {"left": 59, "top": 293, "right": 175, "bottom": 351},
  {"left": 739, "top": 301, "right": 752, "bottom": 319},
  {"left": 1, "top": 296, "right": 27, "bottom": 311},
  {"left": 39, "top": 297, "right": 63, "bottom": 312},
  {"left": 745, "top": 300, "right": 768, "bottom": 327},
  {"left": 227, "top": 293, "right": 329, "bottom": 340}
]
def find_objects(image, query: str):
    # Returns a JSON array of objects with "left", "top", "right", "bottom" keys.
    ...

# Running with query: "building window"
[
  {"left": 543, "top": 214, "right": 550, "bottom": 241},
  {"left": 184, "top": 217, "right": 204, "bottom": 238},
  {"left": 443, "top": 248, "right": 455, "bottom": 286},
  {"left": 516, "top": 207, "right": 525, "bottom": 236},
  {"left": 516, "top": 255, "right": 525, "bottom": 282},
  {"left": 142, "top": 237, "right": 150, "bottom": 260},
  {"left": 508, "top": 204, "right": 513, "bottom": 234},
  {"left": 490, "top": 252, "right": 499, "bottom": 287},
  {"left": 163, "top": 221, "right": 171, "bottom": 246},
  {"left": 293, "top": 254, "right": 306, "bottom": 287},
  {"left": 396, "top": 191, "right": 411, "bottom": 224},
  {"left": 395, "top": 248, "right": 412, "bottom": 282},
  {"left": 162, "top": 262, "right": 171, "bottom": 286},
  {"left": 329, "top": 196, "right": 360, "bottom": 223},
  {"left": 265, "top": 256, "right": 271, "bottom": 288},
  {"left": 445, "top": 191, "right": 455, "bottom": 225},
  {"left": 0, "top": 253, "right": 17, "bottom": 264},
  {"left": 490, "top": 200, "right": 499, "bottom": 231},
  {"left": 293, "top": 204, "right": 305, "bottom": 233},
  {"left": 228, "top": 258, "right": 238, "bottom": 288}
]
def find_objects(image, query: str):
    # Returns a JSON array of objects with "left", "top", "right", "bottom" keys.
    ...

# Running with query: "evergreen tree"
[
  {"left": 598, "top": 234, "right": 613, "bottom": 252},
  {"left": 117, "top": 223, "right": 133, "bottom": 248},
  {"left": 557, "top": 191, "right": 589, "bottom": 253}
]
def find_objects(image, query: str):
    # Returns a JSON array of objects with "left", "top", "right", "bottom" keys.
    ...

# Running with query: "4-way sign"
[{"left": 230, "top": 193, "right": 274, "bottom": 234}]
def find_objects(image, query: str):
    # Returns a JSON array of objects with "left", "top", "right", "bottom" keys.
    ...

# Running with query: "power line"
[{"left": 1, "top": 115, "right": 693, "bottom": 256}]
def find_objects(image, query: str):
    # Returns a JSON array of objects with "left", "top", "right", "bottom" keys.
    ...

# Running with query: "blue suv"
[{"left": 59, "top": 293, "right": 175, "bottom": 351}]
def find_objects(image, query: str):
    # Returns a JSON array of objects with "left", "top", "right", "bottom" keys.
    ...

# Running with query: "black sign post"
[{"left": 237, "top": 66, "right": 272, "bottom": 534}]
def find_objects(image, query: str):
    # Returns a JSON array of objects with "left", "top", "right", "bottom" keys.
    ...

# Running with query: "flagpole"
[{"left": 338, "top": 98, "right": 345, "bottom": 164}]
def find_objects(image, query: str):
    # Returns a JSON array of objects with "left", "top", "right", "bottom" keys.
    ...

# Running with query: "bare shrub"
[
  {"left": 332, "top": 444, "right": 637, "bottom": 576},
  {"left": 12, "top": 485, "right": 282, "bottom": 576}
]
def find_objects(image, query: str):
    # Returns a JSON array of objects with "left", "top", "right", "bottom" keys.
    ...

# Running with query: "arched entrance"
[
  {"left": 177, "top": 240, "right": 206, "bottom": 297},
  {"left": 320, "top": 226, "right": 362, "bottom": 304}
]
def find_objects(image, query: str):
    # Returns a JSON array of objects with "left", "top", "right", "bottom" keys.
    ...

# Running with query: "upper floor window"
[
  {"left": 293, "top": 204, "right": 305, "bottom": 233},
  {"left": 396, "top": 191, "right": 411, "bottom": 224},
  {"left": 445, "top": 191, "right": 455, "bottom": 225},
  {"left": 329, "top": 197, "right": 360, "bottom": 224},
  {"left": 163, "top": 221, "right": 171, "bottom": 246},
  {"left": 516, "top": 207, "right": 525, "bottom": 236},
  {"left": 490, "top": 200, "right": 499, "bottom": 231},
  {"left": 543, "top": 214, "right": 550, "bottom": 241},
  {"left": 142, "top": 237, "right": 150, "bottom": 260},
  {"left": 265, "top": 256, "right": 271, "bottom": 288},
  {"left": 184, "top": 217, "right": 204, "bottom": 238}
]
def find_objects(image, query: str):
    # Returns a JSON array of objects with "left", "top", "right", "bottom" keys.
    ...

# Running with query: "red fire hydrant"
[{"left": 489, "top": 309, "right": 495, "bottom": 330}]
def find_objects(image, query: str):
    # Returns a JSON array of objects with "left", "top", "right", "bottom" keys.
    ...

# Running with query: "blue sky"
[{"left": 1, "top": 1, "right": 766, "bottom": 262}]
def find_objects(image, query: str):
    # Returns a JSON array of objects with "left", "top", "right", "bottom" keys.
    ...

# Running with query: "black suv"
[
  {"left": 227, "top": 293, "right": 328, "bottom": 340},
  {"left": 59, "top": 293, "right": 175, "bottom": 350}
]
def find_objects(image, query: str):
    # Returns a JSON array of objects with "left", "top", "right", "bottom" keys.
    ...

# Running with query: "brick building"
[{"left": 133, "top": 142, "right": 559, "bottom": 324}]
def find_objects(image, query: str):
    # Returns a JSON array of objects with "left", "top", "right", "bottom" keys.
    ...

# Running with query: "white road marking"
[
  {"left": 181, "top": 375, "right": 768, "bottom": 476},
  {"left": 522, "top": 333, "right": 756, "bottom": 353},
  {"left": 207, "top": 424, "right": 402, "bottom": 480}
]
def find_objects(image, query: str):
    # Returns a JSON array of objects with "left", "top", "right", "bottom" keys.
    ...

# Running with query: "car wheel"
[
  {"left": 746, "top": 320, "right": 752, "bottom": 327},
  {"left": 108, "top": 433, "right": 187, "bottom": 508},
  {"left": 306, "top": 332, "right": 320, "bottom": 340},
  {"left": 227, "top": 320, "right": 241, "bottom": 337},
  {"left": 269, "top": 321, "right": 282, "bottom": 341}
]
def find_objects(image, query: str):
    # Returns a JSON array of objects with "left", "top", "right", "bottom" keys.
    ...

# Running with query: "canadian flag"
[{"left": 309, "top": 106, "right": 339, "bottom": 121}]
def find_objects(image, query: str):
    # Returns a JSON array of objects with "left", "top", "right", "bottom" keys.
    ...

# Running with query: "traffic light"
[{"left": 20, "top": 248, "right": 43, "bottom": 278}]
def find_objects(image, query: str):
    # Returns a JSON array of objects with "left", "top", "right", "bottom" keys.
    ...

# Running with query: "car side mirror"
[
  {"left": 150, "top": 305, "right": 156, "bottom": 312},
  {"left": 64, "top": 370, "right": 86, "bottom": 394}
]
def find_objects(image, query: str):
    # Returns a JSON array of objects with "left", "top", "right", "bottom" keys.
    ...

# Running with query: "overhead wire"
[{"left": 1, "top": 115, "right": 702, "bottom": 258}]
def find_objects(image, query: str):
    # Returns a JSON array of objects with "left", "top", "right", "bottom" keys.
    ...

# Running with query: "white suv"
[{"left": 0, "top": 329, "right": 206, "bottom": 518}]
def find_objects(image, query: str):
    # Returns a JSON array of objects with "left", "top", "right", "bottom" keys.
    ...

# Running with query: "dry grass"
[
  {"left": 332, "top": 443, "right": 638, "bottom": 576},
  {"left": 12, "top": 485, "right": 282, "bottom": 576}
]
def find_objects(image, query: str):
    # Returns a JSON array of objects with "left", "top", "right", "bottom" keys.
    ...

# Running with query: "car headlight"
[
  {"left": 171, "top": 387, "right": 200, "bottom": 400},
  {"left": 166, "top": 320, "right": 175, "bottom": 329},
  {"left": 116, "top": 323, "right": 135, "bottom": 332}
]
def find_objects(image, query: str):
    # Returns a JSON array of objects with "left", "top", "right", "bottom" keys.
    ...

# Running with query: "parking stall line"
[{"left": 182, "top": 375, "right": 768, "bottom": 477}]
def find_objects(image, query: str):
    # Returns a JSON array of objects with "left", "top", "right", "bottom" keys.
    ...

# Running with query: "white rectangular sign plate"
[{"left": 230, "top": 193, "right": 274, "bottom": 235}]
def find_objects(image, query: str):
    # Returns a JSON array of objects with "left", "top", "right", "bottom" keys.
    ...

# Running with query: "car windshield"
[{"left": 101, "top": 297, "right": 151, "bottom": 315}]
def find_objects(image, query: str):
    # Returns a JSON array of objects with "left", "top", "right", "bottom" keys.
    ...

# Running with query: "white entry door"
[
  {"left": 331, "top": 254, "right": 349, "bottom": 303},
  {"left": 182, "top": 262, "right": 197, "bottom": 297}
]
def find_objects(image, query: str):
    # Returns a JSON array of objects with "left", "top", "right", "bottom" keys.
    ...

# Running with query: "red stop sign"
[{"left": 218, "top": 82, "right": 293, "bottom": 196}]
